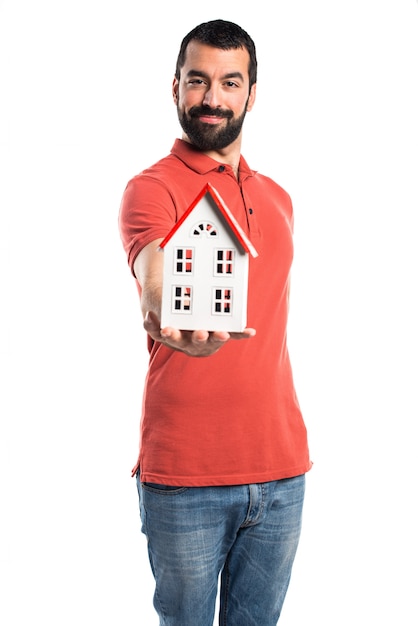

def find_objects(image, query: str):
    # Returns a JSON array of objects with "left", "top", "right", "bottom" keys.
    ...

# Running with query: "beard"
[{"left": 177, "top": 103, "right": 248, "bottom": 151}]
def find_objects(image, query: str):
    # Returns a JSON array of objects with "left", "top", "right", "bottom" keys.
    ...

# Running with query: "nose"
[{"left": 202, "top": 85, "right": 221, "bottom": 109}]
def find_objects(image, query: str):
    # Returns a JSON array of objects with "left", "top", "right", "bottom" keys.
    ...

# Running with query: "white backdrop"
[{"left": 2, "top": 1, "right": 418, "bottom": 624}]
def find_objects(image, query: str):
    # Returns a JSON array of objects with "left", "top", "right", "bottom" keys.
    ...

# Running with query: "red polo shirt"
[{"left": 119, "top": 139, "right": 312, "bottom": 486}]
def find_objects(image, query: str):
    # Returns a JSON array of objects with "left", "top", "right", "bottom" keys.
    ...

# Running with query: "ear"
[
  {"left": 246, "top": 83, "right": 256, "bottom": 112},
  {"left": 172, "top": 77, "right": 179, "bottom": 105}
]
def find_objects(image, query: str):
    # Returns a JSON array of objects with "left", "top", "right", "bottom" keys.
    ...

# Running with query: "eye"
[
  {"left": 188, "top": 79, "right": 205, "bottom": 86},
  {"left": 224, "top": 81, "right": 239, "bottom": 88}
]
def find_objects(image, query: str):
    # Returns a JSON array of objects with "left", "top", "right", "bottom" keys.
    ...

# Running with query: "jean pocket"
[{"left": 142, "top": 482, "right": 188, "bottom": 494}]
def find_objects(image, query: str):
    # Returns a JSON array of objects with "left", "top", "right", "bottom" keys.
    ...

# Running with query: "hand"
[{"left": 143, "top": 310, "right": 256, "bottom": 357}]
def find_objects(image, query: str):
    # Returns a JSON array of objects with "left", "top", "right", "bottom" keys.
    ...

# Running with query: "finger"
[
  {"left": 229, "top": 328, "right": 256, "bottom": 340},
  {"left": 210, "top": 330, "right": 230, "bottom": 342},
  {"left": 160, "top": 327, "right": 182, "bottom": 341},
  {"left": 191, "top": 330, "right": 210, "bottom": 343}
]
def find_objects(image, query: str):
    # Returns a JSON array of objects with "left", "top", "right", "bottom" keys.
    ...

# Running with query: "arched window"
[{"left": 191, "top": 221, "right": 218, "bottom": 237}]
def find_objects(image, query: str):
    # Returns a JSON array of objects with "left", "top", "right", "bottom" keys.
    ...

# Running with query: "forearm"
[
  {"left": 140, "top": 281, "right": 162, "bottom": 321},
  {"left": 133, "top": 238, "right": 164, "bottom": 322}
]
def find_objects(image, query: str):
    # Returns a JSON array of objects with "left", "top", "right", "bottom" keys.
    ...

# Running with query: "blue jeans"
[{"left": 136, "top": 475, "right": 305, "bottom": 625}]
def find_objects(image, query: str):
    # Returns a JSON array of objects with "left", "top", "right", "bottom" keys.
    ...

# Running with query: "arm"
[
  {"left": 133, "top": 238, "right": 256, "bottom": 357},
  {"left": 133, "top": 238, "right": 165, "bottom": 321}
]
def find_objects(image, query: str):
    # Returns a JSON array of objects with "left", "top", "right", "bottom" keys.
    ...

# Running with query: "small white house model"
[{"left": 159, "top": 182, "right": 258, "bottom": 332}]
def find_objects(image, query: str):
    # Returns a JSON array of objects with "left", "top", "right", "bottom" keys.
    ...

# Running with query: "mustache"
[{"left": 188, "top": 105, "right": 233, "bottom": 120}]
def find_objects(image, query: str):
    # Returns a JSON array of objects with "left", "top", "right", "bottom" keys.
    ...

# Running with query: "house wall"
[{"left": 160, "top": 196, "right": 249, "bottom": 332}]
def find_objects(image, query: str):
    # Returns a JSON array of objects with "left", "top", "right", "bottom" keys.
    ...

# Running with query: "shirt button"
[
  {"left": 218, "top": 165, "right": 225, "bottom": 172},
  {"left": 249, "top": 208, "right": 253, "bottom": 214}
]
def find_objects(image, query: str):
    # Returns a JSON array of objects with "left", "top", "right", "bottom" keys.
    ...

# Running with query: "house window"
[
  {"left": 174, "top": 248, "right": 194, "bottom": 274},
  {"left": 213, "top": 288, "right": 232, "bottom": 315},
  {"left": 172, "top": 286, "right": 192, "bottom": 313},
  {"left": 191, "top": 221, "right": 218, "bottom": 237},
  {"left": 214, "top": 249, "right": 235, "bottom": 275}
]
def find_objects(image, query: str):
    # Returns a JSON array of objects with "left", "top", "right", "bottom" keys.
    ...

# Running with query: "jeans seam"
[{"left": 220, "top": 556, "right": 230, "bottom": 626}]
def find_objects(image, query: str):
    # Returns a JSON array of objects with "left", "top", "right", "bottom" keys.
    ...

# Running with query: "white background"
[{"left": 2, "top": 1, "right": 418, "bottom": 624}]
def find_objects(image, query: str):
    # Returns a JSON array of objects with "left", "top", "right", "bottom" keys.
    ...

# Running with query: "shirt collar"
[{"left": 170, "top": 138, "right": 256, "bottom": 179}]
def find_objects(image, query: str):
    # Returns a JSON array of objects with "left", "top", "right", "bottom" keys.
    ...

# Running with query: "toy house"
[{"left": 159, "top": 182, "right": 258, "bottom": 332}]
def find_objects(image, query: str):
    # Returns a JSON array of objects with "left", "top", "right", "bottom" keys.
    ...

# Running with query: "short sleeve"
[{"left": 118, "top": 174, "right": 177, "bottom": 275}]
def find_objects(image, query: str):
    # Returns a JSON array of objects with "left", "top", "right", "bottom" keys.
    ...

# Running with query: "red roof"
[{"left": 159, "top": 182, "right": 258, "bottom": 258}]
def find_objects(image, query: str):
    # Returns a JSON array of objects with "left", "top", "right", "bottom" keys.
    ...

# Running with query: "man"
[{"left": 119, "top": 19, "right": 311, "bottom": 626}]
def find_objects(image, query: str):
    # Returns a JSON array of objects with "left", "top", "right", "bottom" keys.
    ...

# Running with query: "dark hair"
[{"left": 175, "top": 19, "right": 257, "bottom": 89}]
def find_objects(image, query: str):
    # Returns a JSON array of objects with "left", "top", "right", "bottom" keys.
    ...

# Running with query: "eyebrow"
[{"left": 185, "top": 69, "right": 245, "bottom": 82}]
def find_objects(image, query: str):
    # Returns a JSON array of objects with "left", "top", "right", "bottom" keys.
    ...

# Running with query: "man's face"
[{"left": 173, "top": 41, "right": 256, "bottom": 151}]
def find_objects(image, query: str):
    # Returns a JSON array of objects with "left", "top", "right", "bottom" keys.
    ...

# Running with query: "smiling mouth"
[
  {"left": 189, "top": 106, "right": 233, "bottom": 123},
  {"left": 198, "top": 115, "right": 225, "bottom": 124}
]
